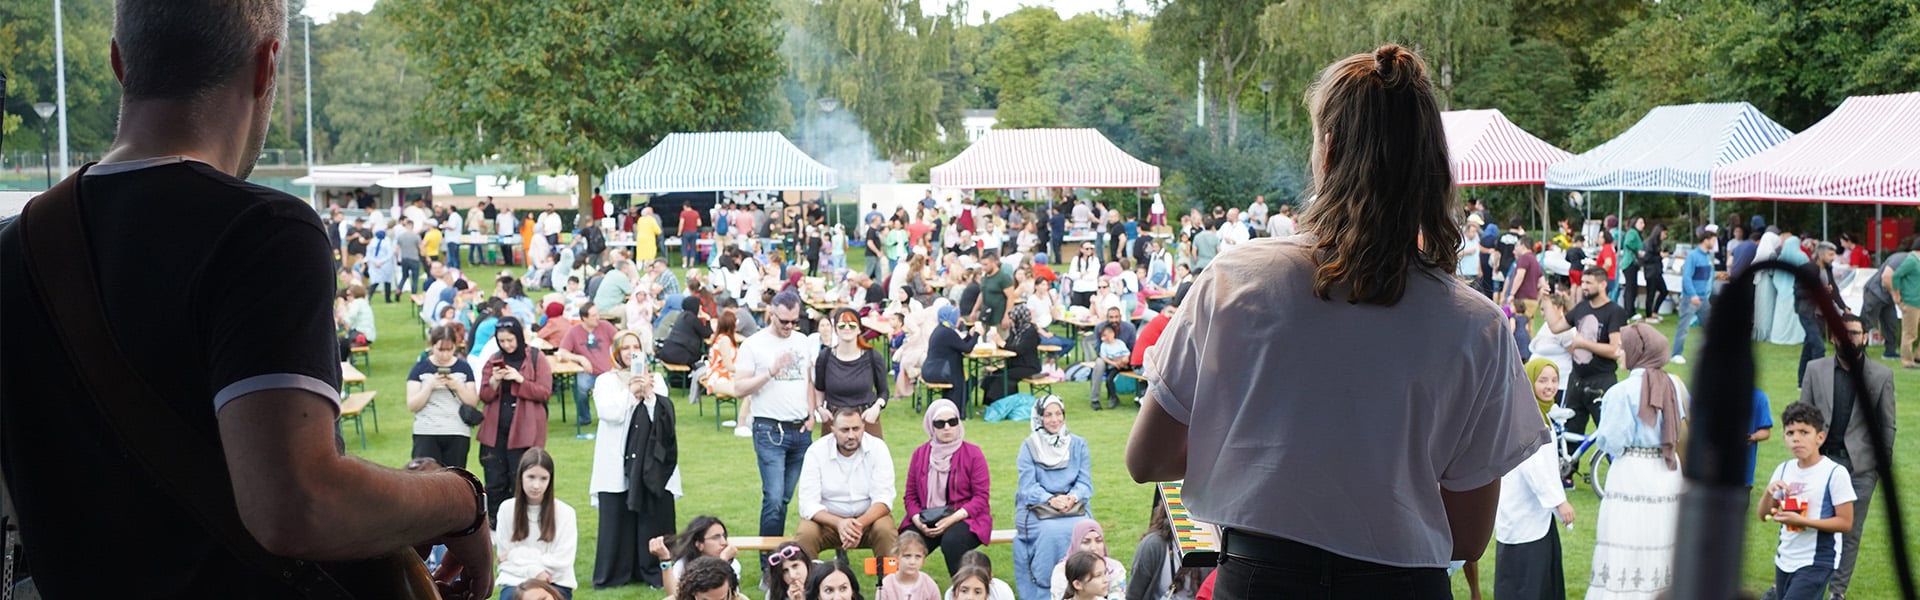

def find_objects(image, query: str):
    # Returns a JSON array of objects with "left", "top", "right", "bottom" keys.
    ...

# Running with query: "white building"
[{"left": 936, "top": 109, "right": 999, "bottom": 144}]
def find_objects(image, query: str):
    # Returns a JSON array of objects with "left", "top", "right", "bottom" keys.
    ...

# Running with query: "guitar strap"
[{"left": 17, "top": 167, "right": 354, "bottom": 599}]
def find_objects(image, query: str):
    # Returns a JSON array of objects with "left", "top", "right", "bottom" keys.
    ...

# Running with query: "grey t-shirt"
[
  {"left": 393, "top": 227, "right": 422, "bottom": 261},
  {"left": 1867, "top": 251, "right": 1908, "bottom": 302}
]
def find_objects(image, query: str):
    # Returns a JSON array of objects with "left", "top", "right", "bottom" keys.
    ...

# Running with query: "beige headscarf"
[{"left": 1621, "top": 323, "right": 1682, "bottom": 470}]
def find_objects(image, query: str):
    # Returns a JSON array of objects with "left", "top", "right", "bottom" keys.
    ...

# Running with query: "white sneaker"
[
  {"left": 1670, "top": 355, "right": 1687, "bottom": 365},
  {"left": 1628, "top": 314, "right": 1644, "bottom": 323},
  {"left": 734, "top": 426, "right": 751, "bottom": 438},
  {"left": 722, "top": 419, "right": 738, "bottom": 427}
]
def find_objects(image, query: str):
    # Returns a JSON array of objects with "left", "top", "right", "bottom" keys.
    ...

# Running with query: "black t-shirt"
[
  {"left": 1, "top": 159, "right": 341, "bottom": 596},
  {"left": 1565, "top": 246, "right": 1587, "bottom": 275},
  {"left": 346, "top": 226, "right": 371, "bottom": 255},
  {"left": 865, "top": 226, "right": 884, "bottom": 257},
  {"left": 959, "top": 282, "right": 983, "bottom": 317},
  {"left": 1568, "top": 299, "right": 1630, "bottom": 377},
  {"left": 813, "top": 349, "right": 887, "bottom": 408}
]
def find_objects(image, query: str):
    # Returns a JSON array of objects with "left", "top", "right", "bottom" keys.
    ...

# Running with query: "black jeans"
[
  {"left": 479, "top": 445, "right": 528, "bottom": 523},
  {"left": 1642, "top": 265, "right": 1668, "bottom": 318},
  {"left": 919, "top": 520, "right": 982, "bottom": 578},
  {"left": 411, "top": 434, "right": 470, "bottom": 470},
  {"left": 1797, "top": 308, "right": 1826, "bottom": 387},
  {"left": 1564, "top": 371, "right": 1615, "bottom": 469},
  {"left": 1215, "top": 533, "right": 1449, "bottom": 599}
]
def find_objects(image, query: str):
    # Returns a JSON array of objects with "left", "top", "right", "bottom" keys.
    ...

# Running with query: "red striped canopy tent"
[
  {"left": 929, "top": 128, "right": 1160, "bottom": 189},
  {"left": 1442, "top": 109, "right": 1574, "bottom": 233},
  {"left": 1712, "top": 92, "right": 1920, "bottom": 204},
  {"left": 1441, "top": 109, "right": 1574, "bottom": 186}
]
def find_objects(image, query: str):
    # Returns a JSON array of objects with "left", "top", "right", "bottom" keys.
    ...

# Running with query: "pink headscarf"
[
  {"left": 1070, "top": 520, "right": 1107, "bottom": 557},
  {"left": 1103, "top": 262, "right": 1122, "bottom": 278},
  {"left": 922, "top": 399, "right": 964, "bottom": 508}
]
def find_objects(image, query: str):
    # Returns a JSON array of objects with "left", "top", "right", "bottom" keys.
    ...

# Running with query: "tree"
[
  {"left": 313, "top": 8, "right": 427, "bottom": 163},
  {"left": 1150, "top": 0, "right": 1280, "bottom": 147},
  {"left": 1, "top": 0, "right": 121, "bottom": 155},
  {"left": 388, "top": 0, "right": 785, "bottom": 191},
  {"left": 782, "top": 0, "right": 949, "bottom": 158}
]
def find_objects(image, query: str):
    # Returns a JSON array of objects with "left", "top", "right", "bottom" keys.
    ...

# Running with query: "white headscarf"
[{"left": 1025, "top": 395, "right": 1073, "bottom": 469}]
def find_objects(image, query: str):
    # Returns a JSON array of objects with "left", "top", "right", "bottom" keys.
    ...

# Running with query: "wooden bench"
[
  {"left": 1117, "top": 371, "right": 1148, "bottom": 403},
  {"left": 729, "top": 529, "right": 1016, "bottom": 553},
  {"left": 660, "top": 362, "right": 693, "bottom": 390},
  {"left": 348, "top": 345, "right": 371, "bottom": 369},
  {"left": 1023, "top": 376, "right": 1063, "bottom": 397},
  {"left": 915, "top": 379, "right": 953, "bottom": 414},
  {"left": 706, "top": 394, "right": 739, "bottom": 431},
  {"left": 339, "top": 391, "right": 378, "bottom": 450}
]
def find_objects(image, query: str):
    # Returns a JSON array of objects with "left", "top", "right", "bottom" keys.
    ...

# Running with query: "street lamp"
[
  {"left": 1258, "top": 80, "right": 1274, "bottom": 135},
  {"left": 33, "top": 102, "right": 56, "bottom": 188}
]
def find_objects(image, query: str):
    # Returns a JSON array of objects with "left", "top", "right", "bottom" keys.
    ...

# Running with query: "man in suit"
[{"left": 1799, "top": 315, "right": 1898, "bottom": 600}]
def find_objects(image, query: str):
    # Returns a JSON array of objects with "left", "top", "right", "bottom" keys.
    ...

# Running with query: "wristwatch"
[{"left": 445, "top": 467, "right": 488, "bottom": 537}]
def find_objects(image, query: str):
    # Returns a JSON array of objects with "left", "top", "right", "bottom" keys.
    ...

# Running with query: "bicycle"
[{"left": 1548, "top": 405, "right": 1614, "bottom": 499}]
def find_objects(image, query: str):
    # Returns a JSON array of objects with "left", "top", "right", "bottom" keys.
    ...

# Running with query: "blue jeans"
[
  {"left": 1040, "top": 335, "right": 1075, "bottom": 359},
  {"left": 1672, "top": 296, "right": 1710, "bottom": 357},
  {"left": 573, "top": 371, "right": 597, "bottom": 425},
  {"left": 1773, "top": 565, "right": 1832, "bottom": 600},
  {"left": 754, "top": 421, "right": 810, "bottom": 538},
  {"left": 468, "top": 241, "right": 483, "bottom": 265}
]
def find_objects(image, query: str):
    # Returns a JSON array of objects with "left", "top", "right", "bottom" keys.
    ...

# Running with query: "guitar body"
[{"left": 324, "top": 550, "right": 440, "bottom": 599}]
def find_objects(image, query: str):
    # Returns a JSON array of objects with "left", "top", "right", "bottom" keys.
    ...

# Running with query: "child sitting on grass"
[{"left": 1758, "top": 402, "right": 1857, "bottom": 600}]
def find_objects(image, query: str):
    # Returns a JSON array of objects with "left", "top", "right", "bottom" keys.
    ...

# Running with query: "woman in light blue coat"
[
  {"left": 1014, "top": 395, "right": 1094, "bottom": 600},
  {"left": 366, "top": 228, "right": 400, "bottom": 303}
]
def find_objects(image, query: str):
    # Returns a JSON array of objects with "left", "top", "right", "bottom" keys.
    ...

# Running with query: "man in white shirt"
[
  {"left": 442, "top": 208, "right": 466, "bottom": 270},
  {"left": 539, "top": 203, "right": 564, "bottom": 246},
  {"left": 1218, "top": 208, "right": 1251, "bottom": 250},
  {"left": 1267, "top": 204, "right": 1296, "bottom": 239},
  {"left": 794, "top": 406, "right": 897, "bottom": 560},
  {"left": 420, "top": 263, "right": 454, "bottom": 325},
  {"left": 731, "top": 292, "right": 822, "bottom": 558},
  {"left": 1248, "top": 196, "right": 1269, "bottom": 236}
]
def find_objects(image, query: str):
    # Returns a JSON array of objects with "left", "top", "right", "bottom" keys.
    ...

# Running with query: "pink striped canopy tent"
[
  {"left": 1441, "top": 109, "right": 1574, "bottom": 187},
  {"left": 1712, "top": 92, "right": 1920, "bottom": 204},
  {"left": 929, "top": 128, "right": 1160, "bottom": 189}
]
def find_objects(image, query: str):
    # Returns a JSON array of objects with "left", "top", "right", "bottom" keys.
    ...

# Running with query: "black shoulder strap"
[{"left": 18, "top": 167, "right": 352, "bottom": 599}]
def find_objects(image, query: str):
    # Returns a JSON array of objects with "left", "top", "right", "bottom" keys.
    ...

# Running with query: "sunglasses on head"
[
  {"left": 931, "top": 417, "right": 961, "bottom": 429},
  {"left": 766, "top": 544, "right": 804, "bottom": 567}
]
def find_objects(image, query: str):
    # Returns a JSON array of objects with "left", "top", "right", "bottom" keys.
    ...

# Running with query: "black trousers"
[
  {"left": 412, "top": 434, "right": 471, "bottom": 470},
  {"left": 1863, "top": 293, "right": 1902, "bottom": 356},
  {"left": 479, "top": 445, "right": 528, "bottom": 523},
  {"left": 1797, "top": 309, "right": 1826, "bottom": 386},
  {"left": 919, "top": 520, "right": 982, "bottom": 578},
  {"left": 594, "top": 491, "right": 672, "bottom": 589},
  {"left": 1563, "top": 370, "right": 1616, "bottom": 469},
  {"left": 1215, "top": 533, "right": 1448, "bottom": 599},
  {"left": 1642, "top": 266, "right": 1668, "bottom": 318}
]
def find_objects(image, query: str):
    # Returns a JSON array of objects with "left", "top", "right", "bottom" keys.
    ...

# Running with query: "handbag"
[
  {"left": 917, "top": 505, "right": 956, "bottom": 526},
  {"left": 1027, "top": 499, "right": 1087, "bottom": 520},
  {"left": 459, "top": 404, "right": 486, "bottom": 427}
]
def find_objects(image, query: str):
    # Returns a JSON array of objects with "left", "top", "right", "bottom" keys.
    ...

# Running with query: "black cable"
[{"left": 1674, "top": 259, "right": 1913, "bottom": 599}]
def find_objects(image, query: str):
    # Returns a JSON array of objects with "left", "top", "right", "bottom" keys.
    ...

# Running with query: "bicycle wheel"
[{"left": 1588, "top": 449, "right": 1613, "bottom": 500}]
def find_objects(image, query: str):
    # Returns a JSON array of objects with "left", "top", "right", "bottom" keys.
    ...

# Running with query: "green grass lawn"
[{"left": 345, "top": 252, "right": 1918, "bottom": 599}]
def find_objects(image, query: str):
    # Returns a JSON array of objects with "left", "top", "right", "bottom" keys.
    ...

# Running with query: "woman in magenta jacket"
[
  {"left": 900, "top": 398, "right": 992, "bottom": 577},
  {"left": 476, "top": 316, "right": 554, "bottom": 521}
]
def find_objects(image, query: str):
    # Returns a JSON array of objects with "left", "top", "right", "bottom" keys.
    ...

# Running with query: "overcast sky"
[{"left": 304, "top": 0, "right": 1152, "bottom": 24}]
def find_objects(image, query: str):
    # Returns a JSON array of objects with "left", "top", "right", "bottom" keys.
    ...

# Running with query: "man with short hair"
[
  {"left": 393, "top": 217, "right": 423, "bottom": 295},
  {"left": 1047, "top": 205, "right": 1067, "bottom": 263},
  {"left": 1497, "top": 236, "right": 1542, "bottom": 320},
  {"left": 539, "top": 203, "right": 563, "bottom": 247},
  {"left": 557, "top": 302, "right": 617, "bottom": 427},
  {"left": 1671, "top": 230, "right": 1717, "bottom": 364},
  {"left": 650, "top": 259, "right": 683, "bottom": 298},
  {"left": 1861, "top": 242, "right": 1910, "bottom": 359},
  {"left": 1562, "top": 266, "right": 1628, "bottom": 464},
  {"left": 1797, "top": 241, "right": 1847, "bottom": 386},
  {"left": 1192, "top": 219, "right": 1222, "bottom": 272},
  {"left": 1892, "top": 237, "right": 1920, "bottom": 368},
  {"left": 863, "top": 213, "right": 887, "bottom": 282},
  {"left": 0, "top": 2, "right": 493, "bottom": 595},
  {"left": 794, "top": 406, "right": 898, "bottom": 560},
  {"left": 594, "top": 259, "right": 638, "bottom": 315},
  {"left": 1218, "top": 208, "right": 1250, "bottom": 250},
  {"left": 1800, "top": 315, "right": 1896, "bottom": 600},
  {"left": 1267, "top": 203, "right": 1297, "bottom": 239},
  {"left": 733, "top": 292, "right": 821, "bottom": 563},
  {"left": 679, "top": 203, "right": 702, "bottom": 269}
]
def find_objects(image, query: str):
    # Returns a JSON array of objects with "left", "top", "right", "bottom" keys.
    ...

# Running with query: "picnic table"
[
  {"left": 963, "top": 347, "right": 1017, "bottom": 416},
  {"left": 550, "top": 360, "right": 586, "bottom": 434}
]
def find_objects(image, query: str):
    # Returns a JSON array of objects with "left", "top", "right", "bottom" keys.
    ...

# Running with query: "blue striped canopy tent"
[
  {"left": 603, "top": 131, "right": 836, "bottom": 195},
  {"left": 1547, "top": 102, "right": 1793, "bottom": 221}
]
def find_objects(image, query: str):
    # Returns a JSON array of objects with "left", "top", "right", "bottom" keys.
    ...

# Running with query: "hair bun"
[{"left": 1374, "top": 45, "right": 1402, "bottom": 75}]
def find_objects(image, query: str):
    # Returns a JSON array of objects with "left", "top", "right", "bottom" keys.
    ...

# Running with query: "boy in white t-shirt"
[{"left": 1759, "top": 402, "right": 1858, "bottom": 600}]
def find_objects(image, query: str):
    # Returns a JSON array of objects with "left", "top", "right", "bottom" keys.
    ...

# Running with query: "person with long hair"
[
  {"left": 805, "top": 560, "right": 866, "bottom": 600},
  {"left": 700, "top": 310, "right": 748, "bottom": 437},
  {"left": 1126, "top": 493, "right": 1209, "bottom": 600},
  {"left": 1125, "top": 46, "right": 1544, "bottom": 599},
  {"left": 1618, "top": 216, "right": 1645, "bottom": 310},
  {"left": 478, "top": 316, "right": 554, "bottom": 519},
  {"left": 408, "top": 325, "right": 481, "bottom": 469},
  {"left": 675, "top": 555, "right": 750, "bottom": 600},
  {"left": 1585, "top": 323, "right": 1688, "bottom": 599},
  {"left": 901, "top": 399, "right": 993, "bottom": 577},
  {"left": 812, "top": 308, "right": 891, "bottom": 438},
  {"left": 589, "top": 331, "right": 675, "bottom": 589},
  {"left": 494, "top": 448, "right": 578, "bottom": 599},
  {"left": 1049, "top": 520, "right": 1127, "bottom": 600},
  {"left": 1638, "top": 223, "right": 1669, "bottom": 323},
  {"left": 650, "top": 516, "right": 741, "bottom": 598},
  {"left": 765, "top": 542, "right": 813, "bottom": 600}
]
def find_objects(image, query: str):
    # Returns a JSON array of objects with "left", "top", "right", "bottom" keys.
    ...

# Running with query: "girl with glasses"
[
  {"left": 812, "top": 308, "right": 892, "bottom": 439},
  {"left": 649, "top": 516, "right": 741, "bottom": 598},
  {"left": 901, "top": 399, "right": 993, "bottom": 578}
]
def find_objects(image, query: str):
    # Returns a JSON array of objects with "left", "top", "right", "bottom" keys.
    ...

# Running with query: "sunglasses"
[
  {"left": 835, "top": 322, "right": 861, "bottom": 330},
  {"left": 931, "top": 417, "right": 961, "bottom": 429},
  {"left": 766, "top": 544, "right": 804, "bottom": 567},
  {"left": 778, "top": 318, "right": 801, "bottom": 326}
]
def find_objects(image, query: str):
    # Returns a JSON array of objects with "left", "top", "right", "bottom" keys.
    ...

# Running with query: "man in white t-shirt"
[
  {"left": 1218, "top": 208, "right": 1251, "bottom": 250},
  {"left": 731, "top": 291, "right": 821, "bottom": 562},
  {"left": 1248, "top": 196, "right": 1269, "bottom": 236},
  {"left": 539, "top": 203, "right": 563, "bottom": 246},
  {"left": 1267, "top": 204, "right": 1296, "bottom": 239}
]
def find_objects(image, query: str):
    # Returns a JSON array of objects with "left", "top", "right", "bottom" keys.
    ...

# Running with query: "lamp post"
[
  {"left": 34, "top": 102, "right": 56, "bottom": 189},
  {"left": 1259, "top": 80, "right": 1274, "bottom": 135}
]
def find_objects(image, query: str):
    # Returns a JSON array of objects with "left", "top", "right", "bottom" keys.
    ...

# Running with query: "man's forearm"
[{"left": 301, "top": 459, "right": 477, "bottom": 559}]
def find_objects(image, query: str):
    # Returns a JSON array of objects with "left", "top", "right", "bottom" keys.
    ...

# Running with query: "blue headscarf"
[
  {"left": 937, "top": 305, "right": 961, "bottom": 331},
  {"left": 1779, "top": 235, "right": 1809, "bottom": 266}
]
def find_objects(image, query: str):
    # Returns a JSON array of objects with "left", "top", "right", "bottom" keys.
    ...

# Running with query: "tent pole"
[
  {"left": 1823, "top": 203, "right": 1829, "bottom": 241},
  {"left": 1877, "top": 204, "right": 1886, "bottom": 262},
  {"left": 1618, "top": 192, "right": 1625, "bottom": 224},
  {"left": 1708, "top": 196, "right": 1715, "bottom": 225},
  {"left": 1539, "top": 185, "right": 1548, "bottom": 239}
]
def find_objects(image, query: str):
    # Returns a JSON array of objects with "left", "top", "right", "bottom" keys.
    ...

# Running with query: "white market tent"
[
  {"left": 1442, "top": 108, "right": 1574, "bottom": 187},
  {"left": 1712, "top": 92, "right": 1920, "bottom": 205},
  {"left": 928, "top": 128, "right": 1160, "bottom": 189},
  {"left": 602, "top": 131, "right": 836, "bottom": 195},
  {"left": 1548, "top": 102, "right": 1794, "bottom": 223}
]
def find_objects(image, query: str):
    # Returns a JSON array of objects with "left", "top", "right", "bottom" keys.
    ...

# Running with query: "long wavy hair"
[{"left": 1298, "top": 44, "right": 1459, "bottom": 306}]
